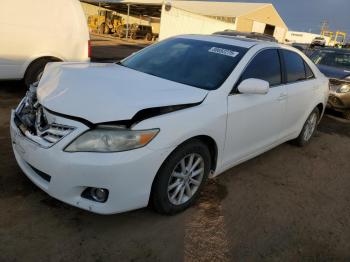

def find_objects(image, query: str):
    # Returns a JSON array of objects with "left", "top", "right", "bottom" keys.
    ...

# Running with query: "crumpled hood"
[{"left": 37, "top": 62, "right": 208, "bottom": 123}]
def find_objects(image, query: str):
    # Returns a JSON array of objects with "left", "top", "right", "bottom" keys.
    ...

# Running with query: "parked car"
[
  {"left": 0, "top": 0, "right": 90, "bottom": 86},
  {"left": 11, "top": 35, "right": 329, "bottom": 215},
  {"left": 309, "top": 48, "right": 350, "bottom": 119},
  {"left": 116, "top": 24, "right": 157, "bottom": 41},
  {"left": 310, "top": 37, "right": 326, "bottom": 48},
  {"left": 130, "top": 25, "right": 157, "bottom": 41}
]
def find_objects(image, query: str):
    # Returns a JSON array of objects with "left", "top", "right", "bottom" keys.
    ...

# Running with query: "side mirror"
[{"left": 238, "top": 78, "right": 269, "bottom": 95}]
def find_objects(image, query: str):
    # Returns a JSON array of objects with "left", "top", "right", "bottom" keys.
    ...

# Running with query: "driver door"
[{"left": 222, "top": 48, "right": 287, "bottom": 168}]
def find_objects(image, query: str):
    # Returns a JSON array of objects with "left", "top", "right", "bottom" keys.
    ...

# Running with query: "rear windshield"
[
  {"left": 120, "top": 38, "right": 247, "bottom": 90},
  {"left": 310, "top": 50, "right": 350, "bottom": 70}
]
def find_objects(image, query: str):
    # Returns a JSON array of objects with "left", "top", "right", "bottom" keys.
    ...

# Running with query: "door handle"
[{"left": 277, "top": 93, "right": 287, "bottom": 101}]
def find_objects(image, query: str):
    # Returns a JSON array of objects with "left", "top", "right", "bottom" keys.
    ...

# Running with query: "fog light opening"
[{"left": 82, "top": 187, "right": 109, "bottom": 203}]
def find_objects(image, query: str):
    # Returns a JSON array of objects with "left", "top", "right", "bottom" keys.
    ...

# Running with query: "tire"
[
  {"left": 343, "top": 110, "right": 350, "bottom": 120},
  {"left": 145, "top": 33, "right": 152, "bottom": 41},
  {"left": 24, "top": 58, "right": 58, "bottom": 87},
  {"left": 294, "top": 107, "right": 320, "bottom": 146},
  {"left": 98, "top": 23, "right": 105, "bottom": 34},
  {"left": 151, "top": 139, "right": 211, "bottom": 215},
  {"left": 116, "top": 25, "right": 124, "bottom": 38},
  {"left": 104, "top": 24, "right": 110, "bottom": 34}
]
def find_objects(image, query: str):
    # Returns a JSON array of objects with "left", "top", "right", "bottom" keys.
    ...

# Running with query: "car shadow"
[{"left": 319, "top": 109, "right": 350, "bottom": 138}]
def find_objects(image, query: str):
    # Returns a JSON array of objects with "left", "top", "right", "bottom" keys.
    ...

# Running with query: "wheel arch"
[
  {"left": 23, "top": 56, "right": 63, "bottom": 80},
  {"left": 316, "top": 102, "right": 324, "bottom": 123},
  {"left": 158, "top": 135, "right": 219, "bottom": 176}
]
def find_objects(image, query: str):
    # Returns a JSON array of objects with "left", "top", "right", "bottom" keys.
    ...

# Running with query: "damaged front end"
[
  {"left": 328, "top": 78, "right": 350, "bottom": 111},
  {"left": 14, "top": 83, "right": 75, "bottom": 148}
]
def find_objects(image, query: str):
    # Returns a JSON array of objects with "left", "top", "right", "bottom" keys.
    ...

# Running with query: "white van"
[{"left": 0, "top": 0, "right": 90, "bottom": 86}]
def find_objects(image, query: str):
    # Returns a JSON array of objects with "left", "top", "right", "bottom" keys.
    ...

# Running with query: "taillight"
[{"left": 88, "top": 40, "right": 91, "bottom": 58}]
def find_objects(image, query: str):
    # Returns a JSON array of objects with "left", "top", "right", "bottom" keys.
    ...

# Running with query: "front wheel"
[
  {"left": 151, "top": 140, "right": 211, "bottom": 215},
  {"left": 294, "top": 107, "right": 320, "bottom": 146},
  {"left": 98, "top": 23, "right": 105, "bottom": 34}
]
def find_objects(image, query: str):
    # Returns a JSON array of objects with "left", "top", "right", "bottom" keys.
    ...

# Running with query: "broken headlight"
[
  {"left": 338, "top": 84, "right": 350, "bottom": 93},
  {"left": 64, "top": 126, "right": 159, "bottom": 152}
]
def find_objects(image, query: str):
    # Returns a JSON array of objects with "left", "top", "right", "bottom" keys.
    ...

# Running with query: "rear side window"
[
  {"left": 282, "top": 50, "right": 306, "bottom": 83},
  {"left": 240, "top": 49, "right": 282, "bottom": 86},
  {"left": 304, "top": 62, "right": 315, "bottom": 79}
]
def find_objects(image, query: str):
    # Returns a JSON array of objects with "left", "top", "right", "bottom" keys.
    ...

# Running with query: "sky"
[
  {"left": 220, "top": 0, "right": 350, "bottom": 39},
  {"left": 95, "top": 0, "right": 350, "bottom": 40}
]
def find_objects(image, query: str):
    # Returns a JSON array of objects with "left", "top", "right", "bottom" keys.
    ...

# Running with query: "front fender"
[{"left": 133, "top": 96, "right": 227, "bottom": 169}]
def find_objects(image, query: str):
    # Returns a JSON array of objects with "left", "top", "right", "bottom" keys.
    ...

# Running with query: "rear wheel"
[
  {"left": 294, "top": 107, "right": 320, "bottom": 146},
  {"left": 151, "top": 140, "right": 211, "bottom": 215},
  {"left": 98, "top": 23, "right": 107, "bottom": 34},
  {"left": 343, "top": 110, "right": 350, "bottom": 120},
  {"left": 24, "top": 58, "right": 59, "bottom": 87},
  {"left": 145, "top": 33, "right": 153, "bottom": 41}
]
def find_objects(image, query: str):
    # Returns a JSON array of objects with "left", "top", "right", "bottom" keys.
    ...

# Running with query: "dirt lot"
[
  {"left": 90, "top": 34, "right": 150, "bottom": 62},
  {"left": 1, "top": 38, "right": 350, "bottom": 262}
]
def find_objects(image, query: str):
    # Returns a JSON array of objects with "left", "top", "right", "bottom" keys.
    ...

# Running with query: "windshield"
[
  {"left": 310, "top": 50, "right": 350, "bottom": 70},
  {"left": 120, "top": 38, "right": 247, "bottom": 90}
]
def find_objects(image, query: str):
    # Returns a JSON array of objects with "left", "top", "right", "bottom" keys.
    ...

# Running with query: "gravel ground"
[{"left": 0, "top": 38, "right": 350, "bottom": 262}]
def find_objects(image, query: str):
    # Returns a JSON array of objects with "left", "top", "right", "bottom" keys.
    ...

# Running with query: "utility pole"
[
  {"left": 320, "top": 20, "right": 329, "bottom": 35},
  {"left": 126, "top": 4, "right": 130, "bottom": 39}
]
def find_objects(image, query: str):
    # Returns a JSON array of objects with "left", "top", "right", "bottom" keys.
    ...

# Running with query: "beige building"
[{"left": 159, "top": 1, "right": 288, "bottom": 42}]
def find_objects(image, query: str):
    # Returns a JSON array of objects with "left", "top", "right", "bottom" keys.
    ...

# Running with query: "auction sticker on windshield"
[{"left": 208, "top": 47, "right": 239, "bottom": 58}]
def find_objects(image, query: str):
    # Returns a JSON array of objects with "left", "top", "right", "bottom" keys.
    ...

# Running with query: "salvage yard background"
[{"left": 1, "top": 36, "right": 350, "bottom": 261}]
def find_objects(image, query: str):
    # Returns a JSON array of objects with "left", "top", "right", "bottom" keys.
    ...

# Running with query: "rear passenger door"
[{"left": 280, "top": 49, "right": 317, "bottom": 137}]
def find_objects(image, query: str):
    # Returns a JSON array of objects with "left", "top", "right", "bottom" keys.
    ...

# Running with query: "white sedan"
[{"left": 10, "top": 35, "right": 329, "bottom": 215}]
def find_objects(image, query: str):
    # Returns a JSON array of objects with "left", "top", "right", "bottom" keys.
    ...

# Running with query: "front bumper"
[{"left": 10, "top": 110, "right": 171, "bottom": 214}]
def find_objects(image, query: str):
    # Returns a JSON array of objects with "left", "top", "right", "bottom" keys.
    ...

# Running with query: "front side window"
[
  {"left": 121, "top": 38, "right": 247, "bottom": 90},
  {"left": 240, "top": 49, "right": 282, "bottom": 86},
  {"left": 282, "top": 50, "right": 307, "bottom": 83}
]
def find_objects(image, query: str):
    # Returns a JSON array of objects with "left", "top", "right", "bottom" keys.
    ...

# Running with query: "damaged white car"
[{"left": 11, "top": 35, "right": 329, "bottom": 214}]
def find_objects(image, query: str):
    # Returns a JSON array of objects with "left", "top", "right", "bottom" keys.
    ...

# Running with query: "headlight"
[
  {"left": 65, "top": 126, "right": 159, "bottom": 152},
  {"left": 337, "top": 84, "right": 350, "bottom": 93}
]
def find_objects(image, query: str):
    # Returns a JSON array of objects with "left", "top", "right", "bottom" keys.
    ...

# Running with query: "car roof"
[
  {"left": 213, "top": 30, "right": 278, "bottom": 42},
  {"left": 176, "top": 34, "right": 279, "bottom": 49}
]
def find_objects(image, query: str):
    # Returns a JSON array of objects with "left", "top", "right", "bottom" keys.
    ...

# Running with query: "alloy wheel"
[
  {"left": 303, "top": 112, "right": 318, "bottom": 141},
  {"left": 167, "top": 153, "right": 204, "bottom": 205}
]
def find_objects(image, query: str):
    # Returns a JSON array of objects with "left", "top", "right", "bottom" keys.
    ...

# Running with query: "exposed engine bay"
[
  {"left": 14, "top": 83, "right": 74, "bottom": 147},
  {"left": 15, "top": 83, "right": 44, "bottom": 134}
]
